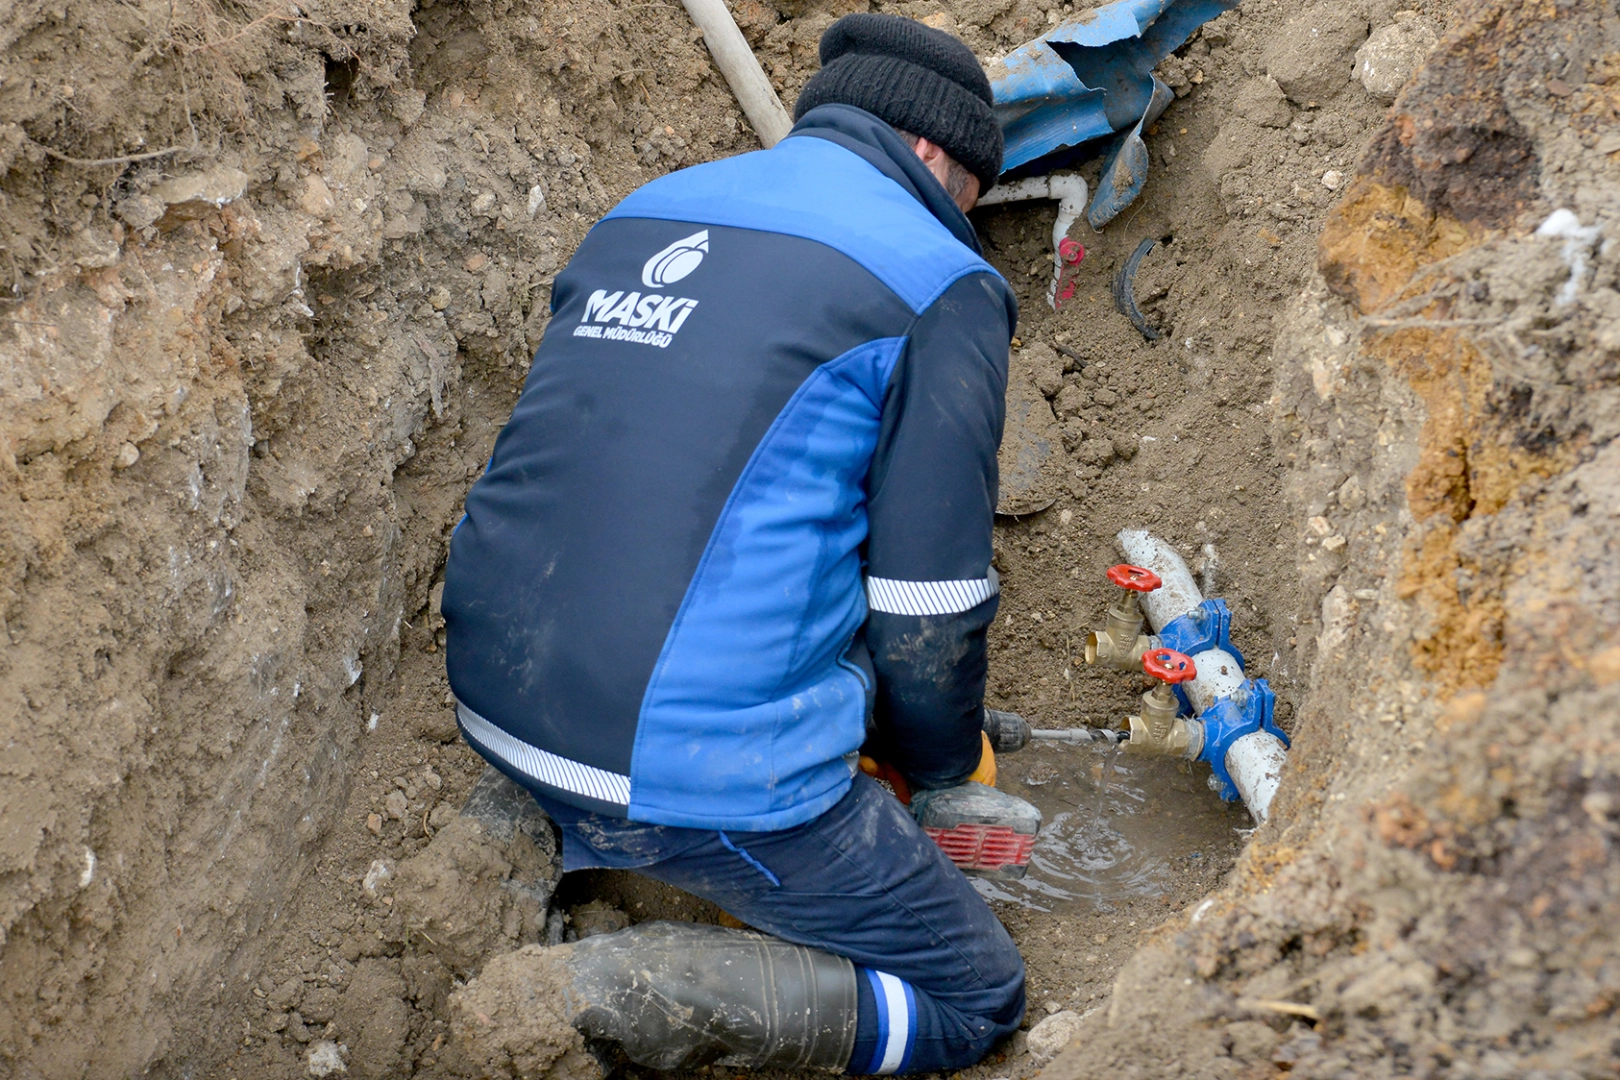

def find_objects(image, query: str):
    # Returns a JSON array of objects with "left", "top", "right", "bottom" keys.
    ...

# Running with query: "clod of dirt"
[
  {"left": 1262, "top": 3, "right": 1370, "bottom": 105},
  {"left": 569, "top": 900, "right": 632, "bottom": 940},
  {"left": 1025, "top": 1009, "right": 1086, "bottom": 1062},
  {"left": 393, "top": 814, "right": 558, "bottom": 974},
  {"left": 450, "top": 943, "right": 600, "bottom": 1080},
  {"left": 1231, "top": 77, "right": 1293, "bottom": 129},
  {"left": 333, "top": 958, "right": 410, "bottom": 1080},
  {"left": 1354, "top": 13, "right": 1440, "bottom": 102}
]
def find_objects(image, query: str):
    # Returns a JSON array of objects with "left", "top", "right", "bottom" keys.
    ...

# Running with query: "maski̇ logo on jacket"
[
  {"left": 573, "top": 231, "right": 706, "bottom": 349},
  {"left": 642, "top": 230, "right": 708, "bottom": 287}
]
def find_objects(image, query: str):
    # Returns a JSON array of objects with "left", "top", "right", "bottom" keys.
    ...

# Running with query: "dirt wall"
[
  {"left": 0, "top": 0, "right": 757, "bottom": 1073},
  {"left": 1046, "top": 1, "right": 1620, "bottom": 1076}
]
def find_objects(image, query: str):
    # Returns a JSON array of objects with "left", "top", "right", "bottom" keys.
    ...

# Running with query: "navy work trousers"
[{"left": 530, "top": 772, "right": 1026, "bottom": 1075}]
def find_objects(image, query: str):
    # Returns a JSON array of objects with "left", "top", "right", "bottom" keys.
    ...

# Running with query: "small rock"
[
  {"left": 1355, "top": 15, "right": 1439, "bottom": 102},
  {"left": 362, "top": 859, "right": 392, "bottom": 896},
  {"left": 385, "top": 790, "right": 409, "bottom": 821},
  {"left": 1093, "top": 933, "right": 1109, "bottom": 945},
  {"left": 1307, "top": 516, "right": 1332, "bottom": 536},
  {"left": 1223, "top": 1019, "right": 1279, "bottom": 1063},
  {"left": 150, "top": 166, "right": 251, "bottom": 214},
  {"left": 306, "top": 1039, "right": 348, "bottom": 1076},
  {"left": 429, "top": 287, "right": 452, "bottom": 312},
  {"left": 366, "top": 813, "right": 383, "bottom": 836},
  {"left": 1505, "top": 946, "right": 1539, "bottom": 968},
  {"left": 1023, "top": 763, "right": 1060, "bottom": 787},
  {"left": 1321, "top": 169, "right": 1344, "bottom": 190},
  {"left": 270, "top": 977, "right": 305, "bottom": 1011},
  {"left": 1263, "top": 4, "right": 1369, "bottom": 105},
  {"left": 527, "top": 185, "right": 547, "bottom": 216},
  {"left": 113, "top": 442, "right": 141, "bottom": 469},
  {"left": 1337, "top": 474, "right": 1366, "bottom": 510},
  {"left": 427, "top": 802, "right": 457, "bottom": 831},
  {"left": 1025, "top": 1010, "right": 1085, "bottom": 1062},
  {"left": 301, "top": 986, "right": 341, "bottom": 1024},
  {"left": 1321, "top": 535, "right": 1347, "bottom": 551},
  {"left": 390, "top": 88, "right": 427, "bottom": 127},
  {"left": 300, "top": 175, "right": 336, "bottom": 218},
  {"left": 114, "top": 194, "right": 166, "bottom": 230},
  {"left": 464, "top": 252, "right": 488, "bottom": 272}
]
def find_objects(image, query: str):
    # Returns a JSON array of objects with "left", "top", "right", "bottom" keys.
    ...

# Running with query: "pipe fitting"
[
  {"left": 1086, "top": 564, "right": 1162, "bottom": 670},
  {"left": 1110, "top": 530, "right": 1294, "bottom": 824},
  {"left": 1122, "top": 708, "right": 1204, "bottom": 758},
  {"left": 1122, "top": 648, "right": 1205, "bottom": 759},
  {"left": 1195, "top": 678, "right": 1290, "bottom": 803}
]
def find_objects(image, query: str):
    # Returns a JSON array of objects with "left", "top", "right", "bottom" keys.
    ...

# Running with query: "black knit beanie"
[{"left": 794, "top": 13, "right": 1003, "bottom": 190}]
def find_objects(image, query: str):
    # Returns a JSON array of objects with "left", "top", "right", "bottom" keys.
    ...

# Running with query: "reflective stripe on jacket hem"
[{"left": 456, "top": 700, "right": 632, "bottom": 807}]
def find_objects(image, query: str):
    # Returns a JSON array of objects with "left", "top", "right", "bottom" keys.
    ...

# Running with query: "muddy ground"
[{"left": 1, "top": 0, "right": 1615, "bottom": 1077}]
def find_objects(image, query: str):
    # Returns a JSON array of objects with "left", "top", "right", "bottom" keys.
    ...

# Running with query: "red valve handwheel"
[
  {"left": 1106, "top": 564, "right": 1163, "bottom": 592},
  {"left": 1142, "top": 648, "right": 1196, "bottom": 684}
]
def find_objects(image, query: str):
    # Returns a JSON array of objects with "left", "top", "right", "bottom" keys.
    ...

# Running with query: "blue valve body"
[
  {"left": 1196, "top": 678, "right": 1290, "bottom": 802},
  {"left": 1159, "top": 599, "right": 1245, "bottom": 717}
]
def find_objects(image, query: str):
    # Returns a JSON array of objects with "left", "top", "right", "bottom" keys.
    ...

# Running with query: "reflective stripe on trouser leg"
[{"left": 862, "top": 968, "right": 917, "bottom": 1075}]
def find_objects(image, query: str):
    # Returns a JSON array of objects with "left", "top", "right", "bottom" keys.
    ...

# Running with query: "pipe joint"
[
  {"left": 1196, "top": 678, "right": 1289, "bottom": 802},
  {"left": 1159, "top": 598, "right": 1245, "bottom": 669},
  {"left": 1085, "top": 620, "right": 1158, "bottom": 670},
  {"left": 1086, "top": 565, "right": 1163, "bottom": 669}
]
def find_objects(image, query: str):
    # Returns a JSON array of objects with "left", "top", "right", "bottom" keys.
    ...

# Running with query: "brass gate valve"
[
  {"left": 1123, "top": 648, "right": 1203, "bottom": 758},
  {"left": 1086, "top": 564, "right": 1162, "bottom": 669}
]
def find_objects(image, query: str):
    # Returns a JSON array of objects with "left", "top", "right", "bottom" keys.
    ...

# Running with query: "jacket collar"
[{"left": 785, "top": 104, "right": 984, "bottom": 257}]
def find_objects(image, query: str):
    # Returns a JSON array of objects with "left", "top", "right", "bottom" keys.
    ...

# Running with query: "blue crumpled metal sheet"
[{"left": 989, "top": 0, "right": 1238, "bottom": 226}]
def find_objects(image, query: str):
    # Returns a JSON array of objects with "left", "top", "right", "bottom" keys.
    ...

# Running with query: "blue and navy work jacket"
[{"left": 443, "top": 105, "right": 1018, "bottom": 832}]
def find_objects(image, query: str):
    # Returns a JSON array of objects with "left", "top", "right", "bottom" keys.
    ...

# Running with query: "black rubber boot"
[{"left": 567, "top": 921, "right": 859, "bottom": 1071}]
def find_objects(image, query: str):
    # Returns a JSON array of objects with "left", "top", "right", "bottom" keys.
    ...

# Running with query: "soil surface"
[{"left": 3, "top": 0, "right": 1613, "bottom": 1077}]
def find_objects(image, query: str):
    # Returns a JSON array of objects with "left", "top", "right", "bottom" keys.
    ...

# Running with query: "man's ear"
[{"left": 912, "top": 136, "right": 947, "bottom": 167}]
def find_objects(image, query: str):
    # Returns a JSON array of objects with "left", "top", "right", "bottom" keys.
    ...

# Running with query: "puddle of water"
[{"left": 977, "top": 742, "right": 1248, "bottom": 913}]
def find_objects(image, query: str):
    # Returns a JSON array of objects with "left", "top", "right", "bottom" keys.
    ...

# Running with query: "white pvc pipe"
[
  {"left": 681, "top": 0, "right": 794, "bottom": 147},
  {"left": 975, "top": 174, "right": 1088, "bottom": 309},
  {"left": 1115, "top": 529, "right": 1286, "bottom": 824},
  {"left": 1228, "top": 732, "right": 1287, "bottom": 824},
  {"left": 1117, "top": 529, "right": 1201, "bottom": 631},
  {"left": 1182, "top": 647, "right": 1245, "bottom": 715}
]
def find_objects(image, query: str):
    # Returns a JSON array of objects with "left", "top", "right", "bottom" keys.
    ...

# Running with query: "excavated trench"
[{"left": 4, "top": 0, "right": 1618, "bottom": 1078}]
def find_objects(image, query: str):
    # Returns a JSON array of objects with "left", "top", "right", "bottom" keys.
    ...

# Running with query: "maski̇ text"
[{"left": 574, "top": 289, "right": 698, "bottom": 349}]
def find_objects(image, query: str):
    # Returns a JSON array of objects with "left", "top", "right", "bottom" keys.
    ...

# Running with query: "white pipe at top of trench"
[
  {"left": 1116, "top": 529, "right": 1288, "bottom": 823},
  {"left": 973, "top": 174, "right": 1089, "bottom": 309},
  {"left": 680, "top": 0, "right": 794, "bottom": 148}
]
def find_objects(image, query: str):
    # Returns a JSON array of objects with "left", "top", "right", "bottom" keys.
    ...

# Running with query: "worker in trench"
[{"left": 441, "top": 13, "right": 1034, "bottom": 1075}]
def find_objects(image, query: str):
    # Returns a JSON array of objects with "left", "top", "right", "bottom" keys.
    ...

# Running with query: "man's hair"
[{"left": 893, "top": 129, "right": 976, "bottom": 203}]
